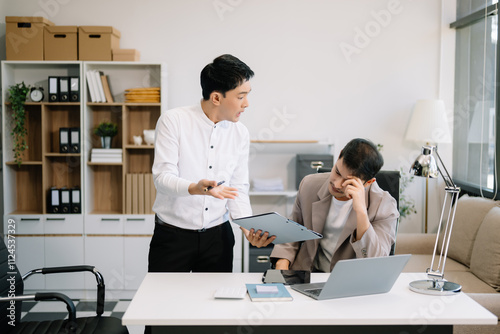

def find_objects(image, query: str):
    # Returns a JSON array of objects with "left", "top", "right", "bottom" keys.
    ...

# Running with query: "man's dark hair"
[
  {"left": 200, "top": 54, "right": 254, "bottom": 100},
  {"left": 338, "top": 138, "right": 384, "bottom": 181}
]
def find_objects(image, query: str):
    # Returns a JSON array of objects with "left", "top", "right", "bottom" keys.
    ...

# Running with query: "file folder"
[
  {"left": 70, "top": 76, "right": 80, "bottom": 102},
  {"left": 69, "top": 127, "right": 80, "bottom": 153},
  {"left": 233, "top": 212, "right": 323, "bottom": 244},
  {"left": 59, "top": 127, "right": 69, "bottom": 153},
  {"left": 60, "top": 187, "right": 71, "bottom": 213},
  {"left": 48, "top": 76, "right": 59, "bottom": 102},
  {"left": 47, "top": 187, "right": 60, "bottom": 213},
  {"left": 58, "top": 76, "right": 69, "bottom": 102},
  {"left": 70, "top": 187, "right": 81, "bottom": 213}
]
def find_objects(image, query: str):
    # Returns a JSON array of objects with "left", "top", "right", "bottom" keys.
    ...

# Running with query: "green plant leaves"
[
  {"left": 8, "top": 82, "right": 30, "bottom": 167},
  {"left": 94, "top": 121, "right": 118, "bottom": 137}
]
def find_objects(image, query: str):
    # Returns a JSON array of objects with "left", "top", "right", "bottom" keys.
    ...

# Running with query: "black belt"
[{"left": 155, "top": 215, "right": 223, "bottom": 233}]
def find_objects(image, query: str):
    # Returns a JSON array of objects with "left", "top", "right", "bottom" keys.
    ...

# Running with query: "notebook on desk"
[{"left": 291, "top": 254, "right": 411, "bottom": 300}]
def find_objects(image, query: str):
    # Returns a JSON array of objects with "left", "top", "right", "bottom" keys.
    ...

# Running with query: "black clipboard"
[{"left": 233, "top": 212, "right": 322, "bottom": 244}]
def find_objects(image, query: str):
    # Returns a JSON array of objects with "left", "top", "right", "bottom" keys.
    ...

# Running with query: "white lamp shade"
[
  {"left": 405, "top": 99, "right": 452, "bottom": 144},
  {"left": 468, "top": 101, "right": 495, "bottom": 143}
]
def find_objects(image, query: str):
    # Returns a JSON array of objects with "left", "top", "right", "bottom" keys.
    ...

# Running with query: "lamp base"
[{"left": 409, "top": 279, "right": 462, "bottom": 296}]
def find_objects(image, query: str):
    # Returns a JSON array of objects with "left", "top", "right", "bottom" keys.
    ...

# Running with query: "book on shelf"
[
  {"left": 245, "top": 283, "right": 293, "bottom": 302},
  {"left": 100, "top": 74, "right": 114, "bottom": 103},
  {"left": 92, "top": 148, "right": 122, "bottom": 154},
  {"left": 86, "top": 70, "right": 114, "bottom": 103},
  {"left": 91, "top": 148, "right": 122, "bottom": 163},
  {"left": 86, "top": 70, "right": 97, "bottom": 103},
  {"left": 94, "top": 70, "right": 106, "bottom": 102}
]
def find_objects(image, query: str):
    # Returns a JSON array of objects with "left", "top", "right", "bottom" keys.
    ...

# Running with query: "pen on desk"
[{"left": 204, "top": 180, "right": 225, "bottom": 192}]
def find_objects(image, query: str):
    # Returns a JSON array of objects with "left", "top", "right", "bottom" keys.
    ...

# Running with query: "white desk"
[{"left": 122, "top": 272, "right": 497, "bottom": 334}]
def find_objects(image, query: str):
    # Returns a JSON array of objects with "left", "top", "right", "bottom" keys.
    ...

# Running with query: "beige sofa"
[{"left": 395, "top": 195, "right": 500, "bottom": 334}]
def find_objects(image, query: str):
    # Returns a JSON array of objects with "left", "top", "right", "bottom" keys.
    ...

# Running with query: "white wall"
[{"left": 0, "top": 0, "right": 457, "bottom": 233}]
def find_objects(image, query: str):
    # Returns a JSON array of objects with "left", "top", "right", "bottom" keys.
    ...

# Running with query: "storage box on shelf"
[
  {"left": 6, "top": 16, "right": 55, "bottom": 60},
  {"left": 44, "top": 26, "right": 78, "bottom": 60},
  {"left": 78, "top": 26, "right": 121, "bottom": 61}
]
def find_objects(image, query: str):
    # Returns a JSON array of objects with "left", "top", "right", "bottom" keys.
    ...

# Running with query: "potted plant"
[
  {"left": 94, "top": 121, "right": 118, "bottom": 148},
  {"left": 8, "top": 82, "right": 30, "bottom": 167}
]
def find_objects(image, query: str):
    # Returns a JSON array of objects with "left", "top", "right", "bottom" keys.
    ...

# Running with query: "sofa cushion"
[
  {"left": 470, "top": 207, "right": 500, "bottom": 292},
  {"left": 402, "top": 254, "right": 469, "bottom": 273},
  {"left": 444, "top": 195, "right": 498, "bottom": 267},
  {"left": 443, "top": 271, "right": 498, "bottom": 293}
]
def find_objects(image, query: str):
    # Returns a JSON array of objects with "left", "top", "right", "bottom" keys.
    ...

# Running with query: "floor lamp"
[
  {"left": 409, "top": 145, "right": 462, "bottom": 295},
  {"left": 405, "top": 99, "right": 452, "bottom": 233}
]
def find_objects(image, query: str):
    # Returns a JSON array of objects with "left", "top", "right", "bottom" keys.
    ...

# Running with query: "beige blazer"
[{"left": 270, "top": 172, "right": 399, "bottom": 272}]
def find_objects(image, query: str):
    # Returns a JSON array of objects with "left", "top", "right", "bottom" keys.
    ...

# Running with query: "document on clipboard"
[{"left": 232, "top": 212, "right": 322, "bottom": 244}]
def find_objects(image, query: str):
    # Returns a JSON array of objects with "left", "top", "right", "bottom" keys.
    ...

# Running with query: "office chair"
[
  {"left": 317, "top": 168, "right": 401, "bottom": 255},
  {"left": 0, "top": 237, "right": 128, "bottom": 334}
]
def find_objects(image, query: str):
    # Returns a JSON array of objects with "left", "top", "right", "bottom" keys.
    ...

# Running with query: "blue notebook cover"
[{"left": 245, "top": 283, "right": 293, "bottom": 302}]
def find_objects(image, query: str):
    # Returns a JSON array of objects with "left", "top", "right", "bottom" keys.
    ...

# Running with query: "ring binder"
[{"left": 48, "top": 76, "right": 59, "bottom": 102}]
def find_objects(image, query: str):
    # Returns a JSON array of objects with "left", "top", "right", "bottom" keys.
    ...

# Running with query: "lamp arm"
[{"left": 434, "top": 149, "right": 457, "bottom": 189}]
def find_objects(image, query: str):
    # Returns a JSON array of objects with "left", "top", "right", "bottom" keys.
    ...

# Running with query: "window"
[{"left": 452, "top": 0, "right": 499, "bottom": 199}]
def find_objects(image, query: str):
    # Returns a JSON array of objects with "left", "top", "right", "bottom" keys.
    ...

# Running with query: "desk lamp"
[{"left": 409, "top": 145, "right": 462, "bottom": 295}]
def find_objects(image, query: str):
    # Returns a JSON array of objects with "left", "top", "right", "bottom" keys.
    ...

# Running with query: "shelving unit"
[
  {"left": 83, "top": 62, "right": 164, "bottom": 216},
  {"left": 2, "top": 61, "right": 84, "bottom": 290}
]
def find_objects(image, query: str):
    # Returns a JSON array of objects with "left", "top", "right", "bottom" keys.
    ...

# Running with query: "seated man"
[{"left": 270, "top": 138, "right": 398, "bottom": 272}]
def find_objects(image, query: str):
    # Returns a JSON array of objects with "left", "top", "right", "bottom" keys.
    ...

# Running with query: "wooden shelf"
[
  {"left": 87, "top": 102, "right": 161, "bottom": 107},
  {"left": 5, "top": 102, "right": 80, "bottom": 106},
  {"left": 125, "top": 145, "right": 154, "bottom": 149},
  {"left": 88, "top": 162, "right": 123, "bottom": 166},
  {"left": 6, "top": 160, "right": 43, "bottom": 166},
  {"left": 45, "top": 153, "right": 81, "bottom": 157}
]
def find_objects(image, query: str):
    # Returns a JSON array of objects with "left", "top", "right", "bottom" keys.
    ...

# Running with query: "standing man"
[
  {"left": 149, "top": 54, "right": 271, "bottom": 274},
  {"left": 271, "top": 138, "right": 398, "bottom": 272}
]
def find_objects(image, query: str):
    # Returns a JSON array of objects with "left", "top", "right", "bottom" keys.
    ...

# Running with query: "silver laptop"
[{"left": 291, "top": 254, "right": 411, "bottom": 300}]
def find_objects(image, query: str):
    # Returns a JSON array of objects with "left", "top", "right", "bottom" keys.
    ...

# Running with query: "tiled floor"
[{"left": 20, "top": 299, "right": 144, "bottom": 334}]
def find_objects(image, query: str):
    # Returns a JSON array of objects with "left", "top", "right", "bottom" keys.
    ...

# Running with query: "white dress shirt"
[{"left": 152, "top": 103, "right": 252, "bottom": 230}]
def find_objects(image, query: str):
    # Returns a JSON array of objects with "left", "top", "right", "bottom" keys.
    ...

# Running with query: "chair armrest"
[
  {"left": 23, "top": 265, "right": 105, "bottom": 316},
  {"left": 0, "top": 292, "right": 77, "bottom": 325},
  {"left": 395, "top": 233, "right": 438, "bottom": 255}
]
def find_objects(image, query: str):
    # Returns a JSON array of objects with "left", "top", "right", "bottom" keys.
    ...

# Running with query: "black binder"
[
  {"left": 60, "top": 187, "right": 71, "bottom": 213},
  {"left": 69, "top": 127, "right": 80, "bottom": 153},
  {"left": 48, "top": 76, "right": 59, "bottom": 102},
  {"left": 59, "top": 77, "right": 69, "bottom": 102},
  {"left": 70, "top": 187, "right": 81, "bottom": 214},
  {"left": 70, "top": 76, "right": 80, "bottom": 102},
  {"left": 59, "top": 128, "right": 69, "bottom": 153},
  {"left": 47, "top": 187, "right": 60, "bottom": 213}
]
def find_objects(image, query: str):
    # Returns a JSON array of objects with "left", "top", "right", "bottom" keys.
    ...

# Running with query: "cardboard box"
[
  {"left": 78, "top": 26, "right": 120, "bottom": 60},
  {"left": 44, "top": 26, "right": 78, "bottom": 60},
  {"left": 112, "top": 49, "right": 140, "bottom": 61},
  {"left": 6, "top": 16, "right": 55, "bottom": 60}
]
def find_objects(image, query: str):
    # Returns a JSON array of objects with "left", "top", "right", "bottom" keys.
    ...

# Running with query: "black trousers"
[{"left": 147, "top": 216, "right": 235, "bottom": 273}]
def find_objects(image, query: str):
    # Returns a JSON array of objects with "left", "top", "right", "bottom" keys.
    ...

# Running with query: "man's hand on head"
[{"left": 342, "top": 176, "right": 368, "bottom": 213}]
